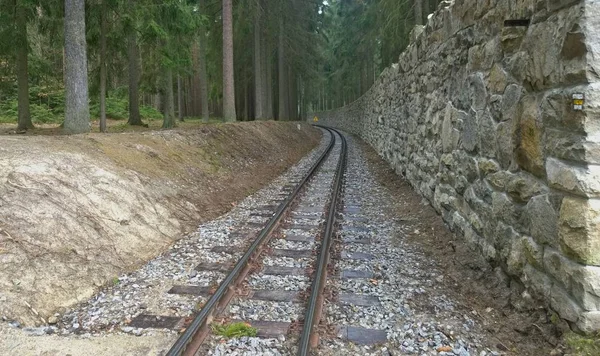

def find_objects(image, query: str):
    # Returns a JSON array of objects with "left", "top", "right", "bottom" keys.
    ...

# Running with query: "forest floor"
[
  {"left": 0, "top": 121, "right": 321, "bottom": 329},
  {"left": 0, "top": 117, "right": 226, "bottom": 136}
]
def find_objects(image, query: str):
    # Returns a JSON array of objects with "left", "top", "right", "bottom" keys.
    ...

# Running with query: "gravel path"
[{"left": 318, "top": 134, "right": 502, "bottom": 356}]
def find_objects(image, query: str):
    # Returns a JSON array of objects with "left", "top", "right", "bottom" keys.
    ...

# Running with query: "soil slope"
[{"left": 0, "top": 121, "right": 321, "bottom": 326}]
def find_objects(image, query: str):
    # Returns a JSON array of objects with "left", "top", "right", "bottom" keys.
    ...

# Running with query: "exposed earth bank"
[{"left": 0, "top": 121, "right": 321, "bottom": 326}]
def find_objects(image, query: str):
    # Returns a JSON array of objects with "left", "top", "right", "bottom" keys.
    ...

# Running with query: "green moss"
[
  {"left": 211, "top": 322, "right": 257, "bottom": 338},
  {"left": 565, "top": 332, "right": 600, "bottom": 356}
]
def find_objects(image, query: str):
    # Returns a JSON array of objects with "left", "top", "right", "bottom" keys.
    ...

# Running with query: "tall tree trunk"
[
  {"left": 277, "top": 18, "right": 288, "bottom": 121},
  {"left": 198, "top": 0, "right": 210, "bottom": 122},
  {"left": 99, "top": 0, "right": 107, "bottom": 133},
  {"left": 127, "top": 0, "right": 143, "bottom": 125},
  {"left": 177, "top": 75, "right": 183, "bottom": 121},
  {"left": 414, "top": 0, "right": 423, "bottom": 26},
  {"left": 265, "top": 39, "right": 273, "bottom": 119},
  {"left": 162, "top": 69, "right": 175, "bottom": 128},
  {"left": 253, "top": 0, "right": 265, "bottom": 120},
  {"left": 191, "top": 41, "right": 201, "bottom": 116},
  {"left": 288, "top": 67, "right": 296, "bottom": 120},
  {"left": 64, "top": 0, "right": 90, "bottom": 134},
  {"left": 15, "top": 0, "right": 33, "bottom": 131},
  {"left": 222, "top": 0, "right": 236, "bottom": 121},
  {"left": 423, "top": 0, "right": 430, "bottom": 22}
]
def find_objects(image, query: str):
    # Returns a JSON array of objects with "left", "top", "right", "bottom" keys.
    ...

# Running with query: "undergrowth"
[{"left": 565, "top": 332, "right": 600, "bottom": 355}]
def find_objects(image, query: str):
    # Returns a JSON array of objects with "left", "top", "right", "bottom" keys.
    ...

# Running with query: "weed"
[{"left": 211, "top": 322, "right": 257, "bottom": 338}]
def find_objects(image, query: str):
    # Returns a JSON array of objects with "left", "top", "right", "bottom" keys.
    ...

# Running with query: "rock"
[
  {"left": 558, "top": 196, "right": 600, "bottom": 265},
  {"left": 47, "top": 316, "right": 58, "bottom": 325},
  {"left": 547, "top": 158, "right": 600, "bottom": 198},
  {"left": 506, "top": 171, "right": 548, "bottom": 203},
  {"left": 526, "top": 195, "right": 559, "bottom": 246}
]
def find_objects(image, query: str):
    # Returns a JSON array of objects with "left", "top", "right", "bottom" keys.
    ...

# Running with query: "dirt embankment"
[{"left": 0, "top": 121, "right": 321, "bottom": 326}]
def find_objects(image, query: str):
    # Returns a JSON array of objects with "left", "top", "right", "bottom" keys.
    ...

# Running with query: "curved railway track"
[{"left": 166, "top": 126, "right": 347, "bottom": 356}]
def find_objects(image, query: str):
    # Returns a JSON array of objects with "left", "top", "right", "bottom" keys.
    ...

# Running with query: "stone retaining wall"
[{"left": 312, "top": 0, "right": 600, "bottom": 332}]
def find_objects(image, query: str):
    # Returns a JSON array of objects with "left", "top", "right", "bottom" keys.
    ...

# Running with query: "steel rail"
[
  {"left": 166, "top": 128, "right": 337, "bottom": 356},
  {"left": 297, "top": 127, "right": 347, "bottom": 356}
]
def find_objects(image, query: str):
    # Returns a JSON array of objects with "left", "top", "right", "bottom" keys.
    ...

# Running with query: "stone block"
[
  {"left": 487, "top": 170, "right": 511, "bottom": 190},
  {"left": 577, "top": 311, "right": 600, "bottom": 334},
  {"left": 514, "top": 94, "right": 545, "bottom": 178},
  {"left": 442, "top": 103, "right": 461, "bottom": 153},
  {"left": 478, "top": 158, "right": 500, "bottom": 176},
  {"left": 492, "top": 192, "right": 519, "bottom": 225},
  {"left": 523, "top": 235, "right": 545, "bottom": 268},
  {"left": 547, "top": 0, "right": 580, "bottom": 12},
  {"left": 550, "top": 283, "right": 584, "bottom": 322},
  {"left": 461, "top": 109, "right": 479, "bottom": 153},
  {"left": 496, "top": 121, "right": 515, "bottom": 169},
  {"left": 559, "top": 196, "right": 600, "bottom": 265},
  {"left": 526, "top": 194, "right": 559, "bottom": 246},
  {"left": 477, "top": 109, "right": 497, "bottom": 158},
  {"left": 506, "top": 171, "right": 549, "bottom": 203},
  {"left": 501, "top": 26, "right": 527, "bottom": 54},
  {"left": 547, "top": 158, "right": 600, "bottom": 197},
  {"left": 487, "top": 64, "right": 508, "bottom": 94},
  {"left": 545, "top": 129, "right": 600, "bottom": 164},
  {"left": 501, "top": 84, "right": 524, "bottom": 122},
  {"left": 522, "top": 263, "right": 552, "bottom": 300}
]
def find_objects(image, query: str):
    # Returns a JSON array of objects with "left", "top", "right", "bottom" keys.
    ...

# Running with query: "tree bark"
[
  {"left": 99, "top": 0, "right": 107, "bottom": 133},
  {"left": 198, "top": 0, "right": 210, "bottom": 122},
  {"left": 423, "top": 0, "right": 430, "bottom": 22},
  {"left": 177, "top": 75, "right": 183, "bottom": 121},
  {"left": 277, "top": 17, "right": 288, "bottom": 121},
  {"left": 64, "top": 0, "right": 90, "bottom": 134},
  {"left": 265, "top": 38, "right": 273, "bottom": 119},
  {"left": 15, "top": 0, "right": 33, "bottom": 131},
  {"left": 414, "top": 0, "right": 423, "bottom": 26},
  {"left": 162, "top": 69, "right": 175, "bottom": 128},
  {"left": 222, "top": 0, "right": 236, "bottom": 121},
  {"left": 127, "top": 0, "right": 143, "bottom": 126},
  {"left": 191, "top": 41, "right": 201, "bottom": 116},
  {"left": 253, "top": 0, "right": 265, "bottom": 120}
]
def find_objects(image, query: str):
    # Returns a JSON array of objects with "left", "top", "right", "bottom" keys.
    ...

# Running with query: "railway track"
[
  {"left": 100, "top": 127, "right": 387, "bottom": 354},
  {"left": 159, "top": 127, "right": 346, "bottom": 355}
]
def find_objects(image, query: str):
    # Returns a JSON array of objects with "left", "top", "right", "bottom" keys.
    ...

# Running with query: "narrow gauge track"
[{"left": 165, "top": 127, "right": 347, "bottom": 356}]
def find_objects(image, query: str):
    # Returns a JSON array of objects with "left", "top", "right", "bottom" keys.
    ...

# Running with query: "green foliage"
[
  {"left": 1, "top": 89, "right": 163, "bottom": 124},
  {"left": 212, "top": 322, "right": 257, "bottom": 339},
  {"left": 565, "top": 332, "right": 600, "bottom": 356}
]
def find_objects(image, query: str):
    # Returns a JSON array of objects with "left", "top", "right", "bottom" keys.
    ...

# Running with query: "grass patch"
[
  {"left": 211, "top": 322, "right": 257, "bottom": 338},
  {"left": 565, "top": 332, "right": 600, "bottom": 355}
]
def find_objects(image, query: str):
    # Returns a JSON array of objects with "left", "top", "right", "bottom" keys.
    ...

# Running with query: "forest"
[{"left": 0, "top": 0, "right": 442, "bottom": 134}]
